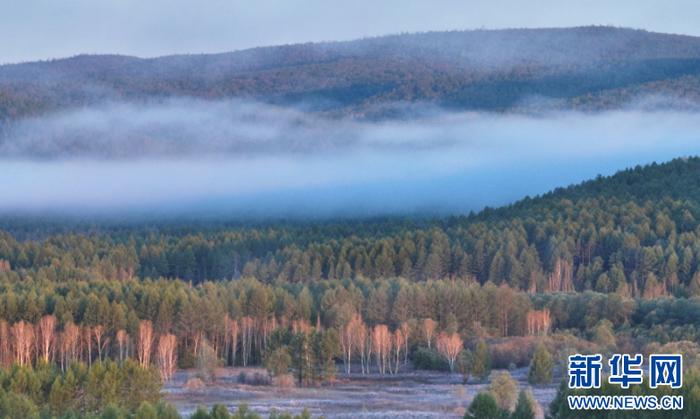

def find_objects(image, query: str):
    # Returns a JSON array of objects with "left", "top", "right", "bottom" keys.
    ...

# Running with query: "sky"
[{"left": 2, "top": 0, "right": 700, "bottom": 64}]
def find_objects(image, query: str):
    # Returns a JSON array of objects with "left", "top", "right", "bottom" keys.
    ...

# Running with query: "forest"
[
  {"left": 3, "top": 26, "right": 700, "bottom": 125},
  {"left": 0, "top": 158, "right": 699, "bottom": 417},
  {"left": 5, "top": 157, "right": 700, "bottom": 296}
]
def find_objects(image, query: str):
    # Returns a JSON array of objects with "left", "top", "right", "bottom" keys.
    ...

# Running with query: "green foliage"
[
  {"left": 528, "top": 342, "right": 553, "bottom": 385},
  {"left": 6, "top": 158, "right": 700, "bottom": 300},
  {"left": 471, "top": 340, "right": 492, "bottom": 381},
  {"left": 100, "top": 404, "right": 129, "bottom": 419},
  {"left": 456, "top": 350, "right": 472, "bottom": 382},
  {"left": 0, "top": 361, "right": 163, "bottom": 418},
  {"left": 489, "top": 371, "right": 518, "bottom": 411},
  {"left": 265, "top": 347, "right": 292, "bottom": 377},
  {"left": 464, "top": 392, "right": 507, "bottom": 419},
  {"left": 155, "top": 402, "right": 182, "bottom": 419},
  {"left": 190, "top": 407, "right": 212, "bottom": 419},
  {"left": 3, "top": 158, "right": 700, "bottom": 418},
  {"left": 412, "top": 347, "right": 450, "bottom": 371},
  {"left": 318, "top": 329, "right": 340, "bottom": 382},
  {"left": 134, "top": 402, "right": 158, "bottom": 419},
  {"left": 511, "top": 390, "right": 535, "bottom": 419},
  {"left": 196, "top": 340, "right": 219, "bottom": 383},
  {"left": 291, "top": 333, "right": 317, "bottom": 387},
  {"left": 0, "top": 390, "right": 41, "bottom": 419},
  {"left": 210, "top": 404, "right": 231, "bottom": 419}
]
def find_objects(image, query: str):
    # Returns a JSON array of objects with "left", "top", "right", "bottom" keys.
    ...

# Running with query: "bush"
[
  {"left": 265, "top": 347, "right": 292, "bottom": 377},
  {"left": 185, "top": 377, "right": 205, "bottom": 390},
  {"left": 412, "top": 347, "right": 450, "bottom": 371},
  {"left": 272, "top": 374, "right": 295, "bottom": 389},
  {"left": 490, "top": 371, "right": 518, "bottom": 411},
  {"left": 238, "top": 371, "right": 271, "bottom": 386},
  {"left": 490, "top": 337, "right": 536, "bottom": 368}
]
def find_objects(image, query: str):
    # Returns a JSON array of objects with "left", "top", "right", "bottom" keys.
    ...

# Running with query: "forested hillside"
[
  {"left": 2, "top": 157, "right": 700, "bottom": 298},
  {"left": 3, "top": 158, "right": 700, "bottom": 417},
  {"left": 3, "top": 26, "right": 700, "bottom": 122}
]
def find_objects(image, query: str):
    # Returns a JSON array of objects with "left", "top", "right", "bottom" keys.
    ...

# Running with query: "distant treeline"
[
  {"left": 3, "top": 27, "right": 700, "bottom": 122},
  {"left": 4, "top": 158, "right": 700, "bottom": 299}
]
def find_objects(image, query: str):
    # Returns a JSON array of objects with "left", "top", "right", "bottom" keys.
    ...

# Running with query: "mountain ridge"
[{"left": 3, "top": 26, "right": 700, "bottom": 121}]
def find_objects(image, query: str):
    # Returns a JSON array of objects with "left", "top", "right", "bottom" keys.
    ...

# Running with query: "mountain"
[{"left": 2, "top": 26, "right": 700, "bottom": 121}]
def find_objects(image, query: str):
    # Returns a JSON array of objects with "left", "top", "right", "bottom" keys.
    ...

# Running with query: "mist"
[{"left": 2, "top": 100, "right": 700, "bottom": 218}]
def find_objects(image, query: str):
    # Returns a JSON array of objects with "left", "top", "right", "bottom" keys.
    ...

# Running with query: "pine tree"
[
  {"left": 528, "top": 342, "right": 553, "bottom": 384},
  {"left": 134, "top": 401, "right": 157, "bottom": 419},
  {"left": 464, "top": 392, "right": 505, "bottom": 419},
  {"left": 511, "top": 390, "right": 535, "bottom": 419},
  {"left": 471, "top": 340, "right": 491, "bottom": 381}
]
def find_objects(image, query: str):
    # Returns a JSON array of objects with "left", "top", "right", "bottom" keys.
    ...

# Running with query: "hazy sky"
[{"left": 2, "top": 0, "right": 700, "bottom": 64}]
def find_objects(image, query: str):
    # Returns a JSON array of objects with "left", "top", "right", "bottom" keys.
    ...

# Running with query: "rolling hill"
[
  {"left": 2, "top": 157, "right": 700, "bottom": 298},
  {"left": 2, "top": 26, "right": 700, "bottom": 121}
]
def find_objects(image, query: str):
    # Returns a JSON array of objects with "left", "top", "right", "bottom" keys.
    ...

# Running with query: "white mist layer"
[{"left": 2, "top": 105, "right": 700, "bottom": 216}]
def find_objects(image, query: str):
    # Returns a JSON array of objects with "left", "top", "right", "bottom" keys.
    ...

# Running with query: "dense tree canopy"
[{"left": 0, "top": 158, "right": 699, "bottom": 417}]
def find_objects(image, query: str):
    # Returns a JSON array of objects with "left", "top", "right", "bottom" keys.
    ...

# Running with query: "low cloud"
[{"left": 1, "top": 100, "right": 700, "bottom": 216}]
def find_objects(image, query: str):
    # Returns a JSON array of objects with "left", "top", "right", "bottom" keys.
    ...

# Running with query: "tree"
[
  {"left": 48, "top": 372, "right": 76, "bottom": 415},
  {"left": 372, "top": 324, "right": 391, "bottom": 375},
  {"left": 191, "top": 407, "right": 212, "bottom": 419},
  {"left": 593, "top": 319, "right": 616, "bottom": 350},
  {"left": 422, "top": 318, "right": 437, "bottom": 349},
  {"left": 340, "top": 313, "right": 364, "bottom": 374},
  {"left": 436, "top": 332, "right": 463, "bottom": 372},
  {"left": 291, "top": 332, "right": 316, "bottom": 387},
  {"left": 0, "top": 392, "right": 40, "bottom": 419},
  {"left": 116, "top": 330, "right": 129, "bottom": 362},
  {"left": 11, "top": 321, "right": 34, "bottom": 366},
  {"left": 471, "top": 340, "right": 491, "bottom": 381},
  {"left": 137, "top": 320, "right": 154, "bottom": 368},
  {"left": 528, "top": 342, "right": 553, "bottom": 384},
  {"left": 196, "top": 339, "right": 219, "bottom": 383},
  {"left": 526, "top": 309, "right": 551, "bottom": 336},
  {"left": 490, "top": 371, "right": 518, "bottom": 412},
  {"left": 464, "top": 392, "right": 505, "bottom": 419},
  {"left": 393, "top": 329, "right": 405, "bottom": 373},
  {"left": 155, "top": 402, "right": 182, "bottom": 419},
  {"left": 228, "top": 317, "right": 239, "bottom": 367},
  {"left": 101, "top": 404, "right": 129, "bottom": 419},
  {"left": 210, "top": 404, "right": 232, "bottom": 419},
  {"left": 456, "top": 350, "right": 471, "bottom": 383},
  {"left": 157, "top": 334, "right": 178, "bottom": 381},
  {"left": 38, "top": 315, "right": 56, "bottom": 363},
  {"left": 319, "top": 329, "right": 340, "bottom": 382},
  {"left": 265, "top": 346, "right": 292, "bottom": 377},
  {"left": 134, "top": 401, "right": 158, "bottom": 419},
  {"left": 511, "top": 390, "right": 535, "bottom": 419}
]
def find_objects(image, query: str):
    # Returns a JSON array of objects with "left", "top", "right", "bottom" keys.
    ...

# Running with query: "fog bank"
[{"left": 2, "top": 102, "right": 700, "bottom": 217}]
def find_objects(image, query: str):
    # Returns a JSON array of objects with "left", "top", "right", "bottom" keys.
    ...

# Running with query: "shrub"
[
  {"left": 490, "top": 371, "right": 518, "bottom": 411},
  {"left": 412, "top": 347, "right": 450, "bottom": 371}
]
